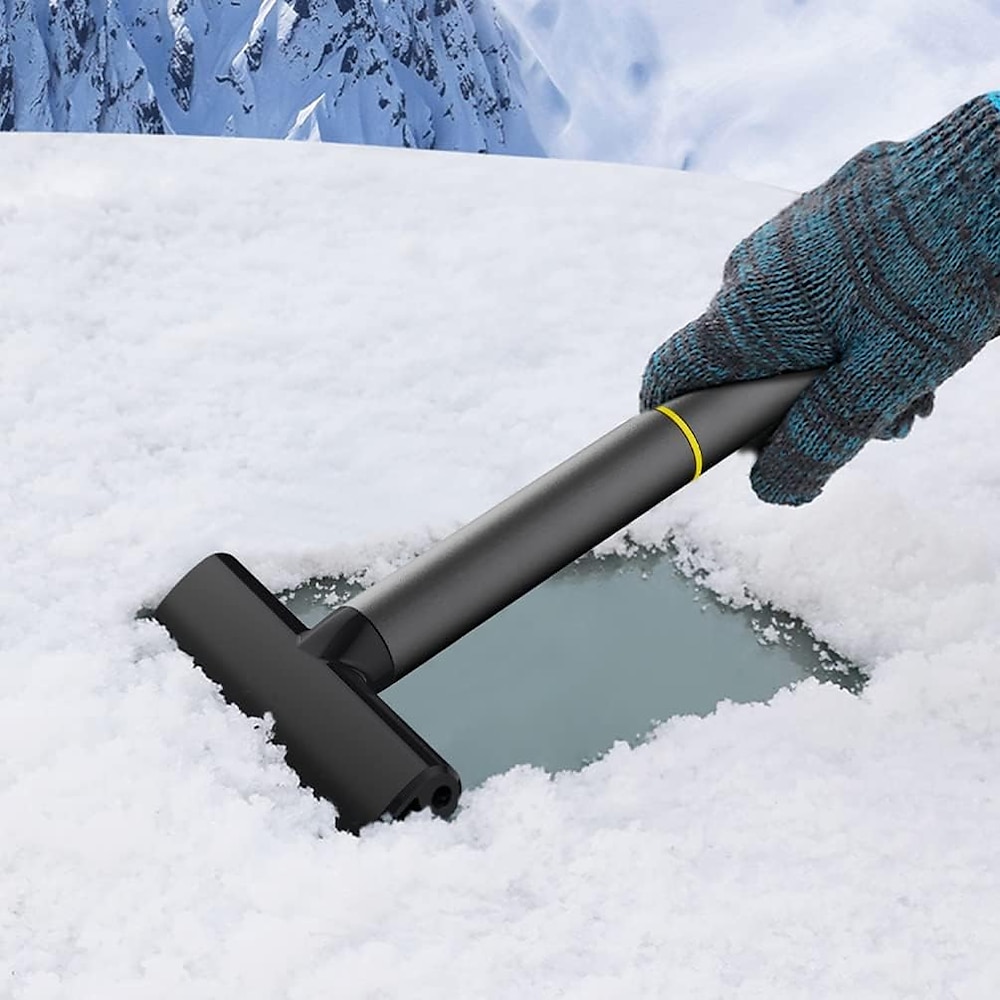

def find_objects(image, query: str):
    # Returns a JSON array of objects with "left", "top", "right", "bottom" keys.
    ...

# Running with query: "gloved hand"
[{"left": 640, "top": 94, "right": 1000, "bottom": 505}]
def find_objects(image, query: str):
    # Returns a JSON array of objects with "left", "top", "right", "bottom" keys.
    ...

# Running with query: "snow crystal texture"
[{"left": 3, "top": 132, "right": 1000, "bottom": 997}]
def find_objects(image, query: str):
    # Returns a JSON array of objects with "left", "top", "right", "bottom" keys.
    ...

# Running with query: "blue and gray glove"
[{"left": 640, "top": 94, "right": 1000, "bottom": 505}]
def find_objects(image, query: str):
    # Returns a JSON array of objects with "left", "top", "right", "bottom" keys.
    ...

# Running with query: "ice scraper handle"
[{"left": 302, "top": 370, "right": 821, "bottom": 690}]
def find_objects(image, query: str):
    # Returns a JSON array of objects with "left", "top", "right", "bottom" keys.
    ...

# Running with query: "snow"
[
  {"left": 2, "top": 0, "right": 540, "bottom": 154},
  {"left": 494, "top": 0, "right": 1000, "bottom": 189},
  {"left": 4, "top": 130, "right": 1000, "bottom": 997}
]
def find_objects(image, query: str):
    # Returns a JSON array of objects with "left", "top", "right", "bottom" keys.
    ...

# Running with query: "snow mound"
[{"left": 3, "top": 132, "right": 1000, "bottom": 997}]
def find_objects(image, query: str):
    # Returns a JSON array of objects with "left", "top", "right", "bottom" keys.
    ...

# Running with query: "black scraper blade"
[{"left": 154, "top": 553, "right": 461, "bottom": 833}]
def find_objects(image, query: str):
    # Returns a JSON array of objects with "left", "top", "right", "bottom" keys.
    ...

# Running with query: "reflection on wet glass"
[{"left": 281, "top": 545, "right": 864, "bottom": 790}]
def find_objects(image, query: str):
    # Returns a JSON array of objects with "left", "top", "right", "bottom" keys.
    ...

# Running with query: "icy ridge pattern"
[{"left": 0, "top": 0, "right": 542, "bottom": 152}]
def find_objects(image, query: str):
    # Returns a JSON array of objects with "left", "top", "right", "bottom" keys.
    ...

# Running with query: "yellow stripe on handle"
[{"left": 655, "top": 406, "right": 703, "bottom": 480}]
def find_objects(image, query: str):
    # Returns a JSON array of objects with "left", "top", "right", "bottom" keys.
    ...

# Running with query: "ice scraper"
[{"left": 154, "top": 370, "right": 818, "bottom": 833}]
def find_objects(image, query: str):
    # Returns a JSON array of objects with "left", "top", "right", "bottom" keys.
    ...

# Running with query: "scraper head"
[{"left": 154, "top": 553, "right": 460, "bottom": 833}]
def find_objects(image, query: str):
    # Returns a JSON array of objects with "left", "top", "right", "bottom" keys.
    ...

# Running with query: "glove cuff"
[{"left": 898, "top": 94, "right": 1000, "bottom": 267}]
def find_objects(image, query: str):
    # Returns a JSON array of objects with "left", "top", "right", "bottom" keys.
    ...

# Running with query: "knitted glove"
[{"left": 640, "top": 93, "right": 1000, "bottom": 505}]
